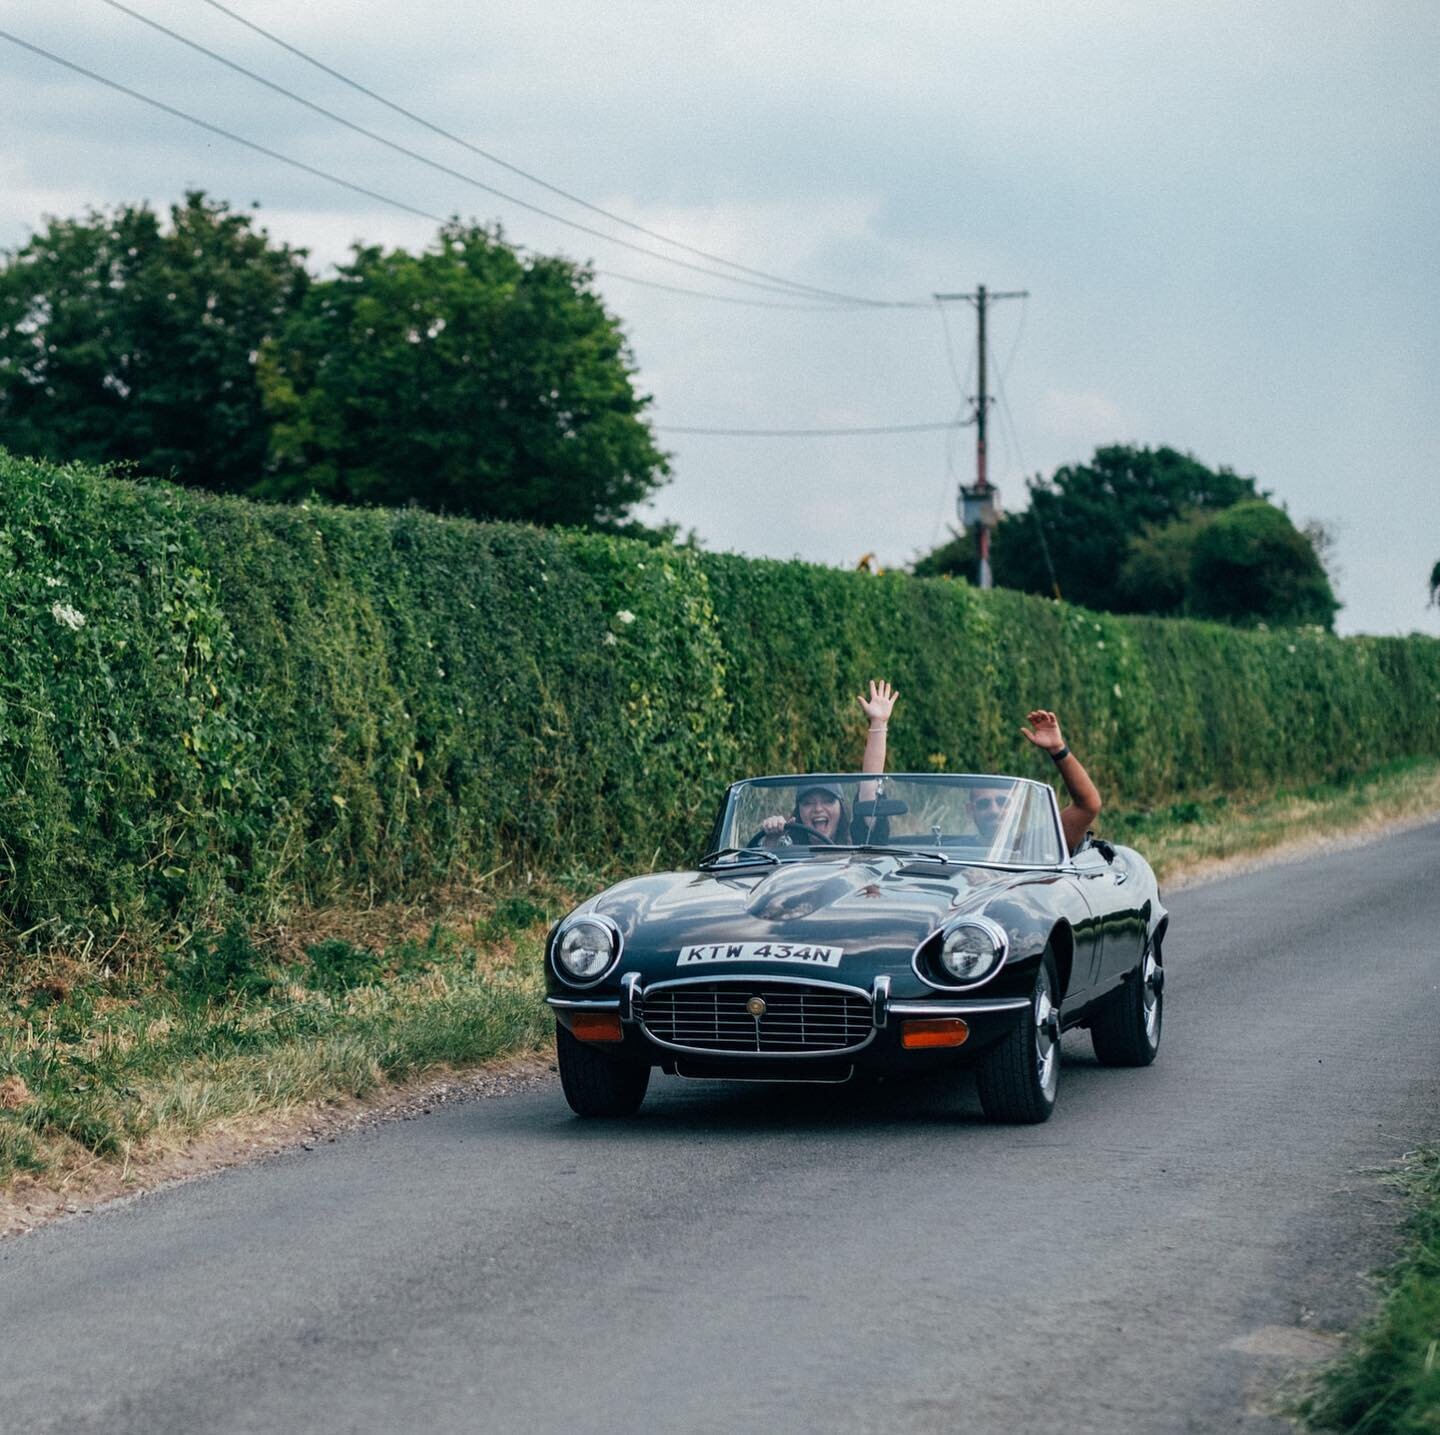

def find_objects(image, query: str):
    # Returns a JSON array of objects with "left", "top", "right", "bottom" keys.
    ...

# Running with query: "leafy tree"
[
  {"left": 1114, "top": 502, "right": 1338, "bottom": 627},
  {"left": 257, "top": 221, "right": 669, "bottom": 527},
  {"left": 910, "top": 526, "right": 977, "bottom": 579},
  {"left": 1114, "top": 510, "right": 1215, "bottom": 616},
  {"left": 988, "top": 444, "right": 1261, "bottom": 610},
  {"left": 1186, "top": 500, "right": 1338, "bottom": 627},
  {"left": 0, "top": 193, "right": 309, "bottom": 491},
  {"left": 911, "top": 445, "right": 1338, "bottom": 628}
]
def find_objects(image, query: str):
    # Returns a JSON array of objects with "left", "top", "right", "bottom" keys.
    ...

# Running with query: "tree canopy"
[
  {"left": 1186, "top": 501, "right": 1337, "bottom": 627},
  {"left": 256, "top": 221, "right": 669, "bottom": 527},
  {"left": 1, "top": 199, "right": 670, "bottom": 532},
  {"left": 990, "top": 445, "right": 1261, "bottom": 611},
  {"left": 0, "top": 193, "right": 310, "bottom": 492},
  {"left": 911, "top": 445, "right": 1339, "bottom": 628}
]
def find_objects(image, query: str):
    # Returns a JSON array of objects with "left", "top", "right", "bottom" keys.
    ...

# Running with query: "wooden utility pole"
[{"left": 934, "top": 284, "right": 1027, "bottom": 587}]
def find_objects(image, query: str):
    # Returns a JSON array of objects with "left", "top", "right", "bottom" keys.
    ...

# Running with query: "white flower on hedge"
[
  {"left": 51, "top": 601, "right": 85, "bottom": 630},
  {"left": 616, "top": 609, "right": 636, "bottom": 624},
  {"left": 1287, "top": 644, "right": 1297, "bottom": 654},
  {"left": 44, "top": 575, "right": 62, "bottom": 588},
  {"left": 1113, "top": 683, "right": 1122, "bottom": 698},
  {"left": 1096, "top": 640, "right": 1105, "bottom": 649},
  {"left": 602, "top": 632, "right": 618, "bottom": 646}
]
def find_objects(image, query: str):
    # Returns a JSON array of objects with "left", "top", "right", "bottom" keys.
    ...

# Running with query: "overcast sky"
[{"left": 3, "top": 0, "right": 1436, "bottom": 634}]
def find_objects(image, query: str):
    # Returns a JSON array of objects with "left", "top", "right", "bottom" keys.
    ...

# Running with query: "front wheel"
[
  {"left": 975, "top": 955, "right": 1060, "bottom": 1124},
  {"left": 556, "top": 1025, "right": 651, "bottom": 1117},
  {"left": 1089, "top": 944, "right": 1163, "bottom": 1067}
]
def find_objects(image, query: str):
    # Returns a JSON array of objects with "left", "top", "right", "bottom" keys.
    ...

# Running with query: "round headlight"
[
  {"left": 938, "top": 923, "right": 1004, "bottom": 985},
  {"left": 556, "top": 918, "right": 617, "bottom": 982}
]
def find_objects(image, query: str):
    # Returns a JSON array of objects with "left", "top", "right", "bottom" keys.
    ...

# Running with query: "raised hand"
[
  {"left": 1020, "top": 709, "right": 1065, "bottom": 753},
  {"left": 856, "top": 678, "right": 899, "bottom": 725}
]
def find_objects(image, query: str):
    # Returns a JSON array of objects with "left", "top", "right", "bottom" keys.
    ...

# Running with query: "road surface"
[{"left": 3, "top": 823, "right": 1438, "bottom": 1434}]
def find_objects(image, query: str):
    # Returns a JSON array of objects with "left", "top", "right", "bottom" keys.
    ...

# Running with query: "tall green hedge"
[{"left": 4, "top": 449, "right": 1439, "bottom": 938}]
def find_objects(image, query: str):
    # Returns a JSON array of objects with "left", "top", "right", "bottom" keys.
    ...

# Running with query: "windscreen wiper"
[
  {"left": 699, "top": 846, "right": 781, "bottom": 868},
  {"left": 857, "top": 845, "right": 955, "bottom": 864}
]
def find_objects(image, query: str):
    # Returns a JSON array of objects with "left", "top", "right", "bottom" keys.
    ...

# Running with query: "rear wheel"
[
  {"left": 1089, "top": 945, "right": 1163, "bottom": 1067},
  {"left": 556, "top": 1025, "right": 651, "bottom": 1117},
  {"left": 976, "top": 955, "right": 1060, "bottom": 1124}
]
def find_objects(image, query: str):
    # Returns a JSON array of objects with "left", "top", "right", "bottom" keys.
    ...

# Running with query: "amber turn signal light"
[
  {"left": 568, "top": 1011, "right": 624, "bottom": 1043},
  {"left": 900, "top": 1017, "right": 970, "bottom": 1049}
]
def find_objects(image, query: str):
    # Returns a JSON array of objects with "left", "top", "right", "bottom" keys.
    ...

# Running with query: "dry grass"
[
  {"left": 0, "top": 882, "right": 572, "bottom": 1202},
  {"left": 1106, "top": 758, "right": 1440, "bottom": 888}
]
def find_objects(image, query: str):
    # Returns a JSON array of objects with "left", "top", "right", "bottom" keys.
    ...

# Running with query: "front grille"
[{"left": 640, "top": 982, "right": 873, "bottom": 1055}]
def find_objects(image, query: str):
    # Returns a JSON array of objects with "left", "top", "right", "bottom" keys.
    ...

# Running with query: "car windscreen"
[{"left": 713, "top": 773, "right": 1064, "bottom": 866}]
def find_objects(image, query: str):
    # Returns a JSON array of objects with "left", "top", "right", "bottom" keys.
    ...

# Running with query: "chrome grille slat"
[{"left": 640, "top": 981, "right": 873, "bottom": 1055}]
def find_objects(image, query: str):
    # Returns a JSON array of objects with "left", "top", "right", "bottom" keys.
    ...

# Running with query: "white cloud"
[
  {"left": 1034, "top": 390, "right": 1131, "bottom": 450},
  {"left": 0, "top": 0, "right": 1436, "bottom": 634}
]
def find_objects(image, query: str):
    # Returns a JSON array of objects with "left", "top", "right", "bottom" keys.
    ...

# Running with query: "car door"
[
  {"left": 1073, "top": 841, "right": 1145, "bottom": 989},
  {"left": 1062, "top": 847, "right": 1110, "bottom": 992}
]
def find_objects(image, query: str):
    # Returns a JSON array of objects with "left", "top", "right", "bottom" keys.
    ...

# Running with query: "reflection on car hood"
[{"left": 588, "top": 856, "right": 1014, "bottom": 967}]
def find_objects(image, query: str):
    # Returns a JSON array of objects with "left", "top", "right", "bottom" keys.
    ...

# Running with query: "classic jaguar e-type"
[{"left": 544, "top": 771, "right": 1167, "bottom": 1123}]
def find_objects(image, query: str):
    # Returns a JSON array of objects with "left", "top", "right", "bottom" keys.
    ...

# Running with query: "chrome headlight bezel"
[
  {"left": 911, "top": 915, "right": 1009, "bottom": 992},
  {"left": 551, "top": 913, "right": 623, "bottom": 988}
]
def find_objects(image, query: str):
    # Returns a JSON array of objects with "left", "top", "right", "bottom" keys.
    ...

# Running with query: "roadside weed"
[{"left": 1297, "top": 1149, "right": 1440, "bottom": 1433}]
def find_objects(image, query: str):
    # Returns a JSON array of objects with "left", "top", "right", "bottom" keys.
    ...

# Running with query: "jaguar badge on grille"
[{"left": 746, "top": 996, "right": 767, "bottom": 1017}]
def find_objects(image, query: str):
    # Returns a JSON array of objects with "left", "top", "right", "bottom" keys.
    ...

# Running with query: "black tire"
[
  {"left": 556, "top": 1025, "right": 651, "bottom": 1117},
  {"left": 1089, "top": 944, "right": 1163, "bottom": 1067},
  {"left": 975, "top": 955, "right": 1060, "bottom": 1124}
]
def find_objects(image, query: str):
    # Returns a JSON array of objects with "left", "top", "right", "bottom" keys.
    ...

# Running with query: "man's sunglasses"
[{"left": 972, "top": 796, "right": 1010, "bottom": 811}]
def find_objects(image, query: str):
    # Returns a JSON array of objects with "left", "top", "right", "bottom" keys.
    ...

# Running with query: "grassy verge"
[
  {"left": 0, "top": 884, "right": 582, "bottom": 1190},
  {"left": 1105, "top": 756, "right": 1440, "bottom": 884},
  {"left": 1297, "top": 1148, "right": 1440, "bottom": 1433},
  {"left": 3, "top": 760, "right": 1439, "bottom": 1194}
]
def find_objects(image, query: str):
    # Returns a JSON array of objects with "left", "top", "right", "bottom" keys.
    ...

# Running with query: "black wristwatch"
[{"left": 1050, "top": 745, "right": 1071, "bottom": 763}]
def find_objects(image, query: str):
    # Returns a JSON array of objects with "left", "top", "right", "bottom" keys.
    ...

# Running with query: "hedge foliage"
[{"left": 4, "top": 449, "right": 1440, "bottom": 939}]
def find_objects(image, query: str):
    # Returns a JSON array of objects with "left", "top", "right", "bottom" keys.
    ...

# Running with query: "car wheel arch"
[{"left": 1047, "top": 920, "right": 1075, "bottom": 1000}]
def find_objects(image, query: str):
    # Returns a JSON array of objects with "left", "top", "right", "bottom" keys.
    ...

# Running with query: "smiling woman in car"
[{"left": 756, "top": 679, "right": 898, "bottom": 847}]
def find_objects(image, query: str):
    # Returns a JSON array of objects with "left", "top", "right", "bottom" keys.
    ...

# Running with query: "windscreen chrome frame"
[{"left": 712, "top": 772, "right": 1070, "bottom": 871}]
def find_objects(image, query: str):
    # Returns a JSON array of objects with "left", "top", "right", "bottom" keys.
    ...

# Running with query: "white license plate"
[{"left": 678, "top": 942, "right": 843, "bottom": 968}]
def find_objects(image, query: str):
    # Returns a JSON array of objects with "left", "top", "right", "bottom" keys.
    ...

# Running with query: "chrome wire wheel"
[
  {"left": 977, "top": 953, "right": 1060, "bottom": 1123},
  {"left": 1142, "top": 950, "right": 1163, "bottom": 1048},
  {"left": 1034, "top": 969, "right": 1060, "bottom": 1101}
]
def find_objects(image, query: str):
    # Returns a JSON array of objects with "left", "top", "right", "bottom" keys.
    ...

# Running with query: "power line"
[
  {"left": 655, "top": 420, "right": 968, "bottom": 437},
  {"left": 187, "top": 0, "right": 928, "bottom": 310},
  {"left": 3, "top": 26, "right": 969, "bottom": 436},
  {"left": 2, "top": 31, "right": 442, "bottom": 221},
  {"left": 0, "top": 30, "right": 886, "bottom": 311},
  {"left": 96, "top": 0, "right": 877, "bottom": 306},
  {"left": 988, "top": 332, "right": 1061, "bottom": 598},
  {"left": 988, "top": 335, "right": 1030, "bottom": 477},
  {"left": 997, "top": 293, "right": 1029, "bottom": 391},
  {"left": 935, "top": 298, "right": 969, "bottom": 398}
]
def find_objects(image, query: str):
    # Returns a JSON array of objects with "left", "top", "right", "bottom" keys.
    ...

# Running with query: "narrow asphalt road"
[{"left": 4, "top": 824, "right": 1438, "bottom": 1435}]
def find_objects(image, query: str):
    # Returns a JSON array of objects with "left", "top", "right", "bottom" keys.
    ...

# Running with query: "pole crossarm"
[{"left": 933, "top": 290, "right": 1029, "bottom": 303}]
